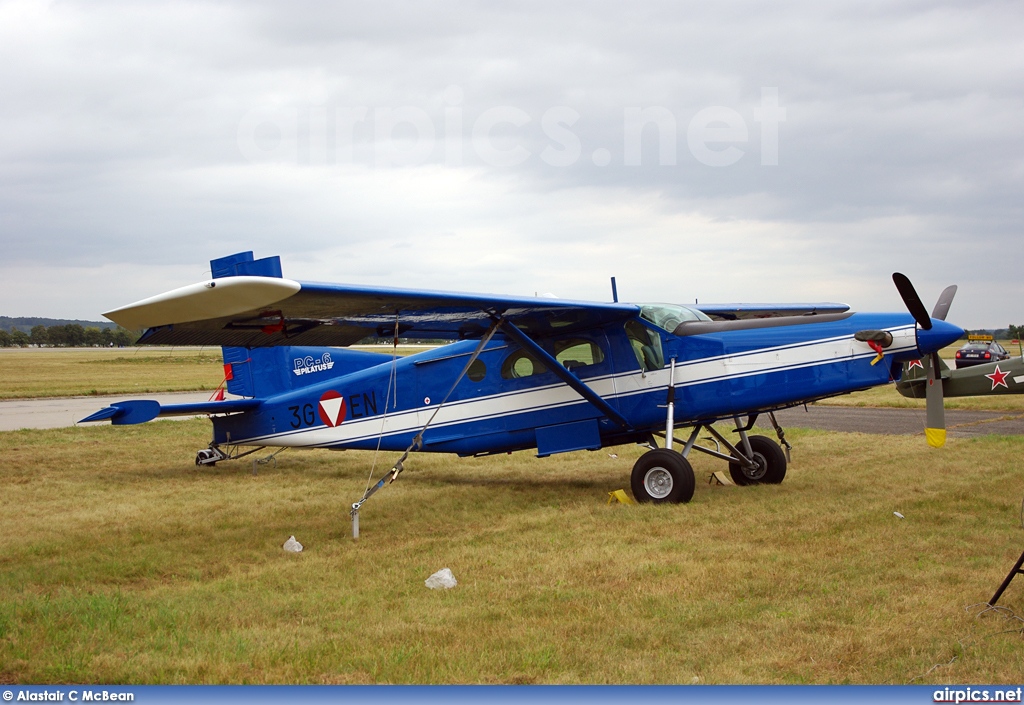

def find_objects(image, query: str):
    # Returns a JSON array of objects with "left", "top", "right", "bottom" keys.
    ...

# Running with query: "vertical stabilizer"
[
  {"left": 211, "top": 251, "right": 283, "bottom": 279},
  {"left": 221, "top": 345, "right": 395, "bottom": 398},
  {"left": 208, "top": 251, "right": 393, "bottom": 399}
]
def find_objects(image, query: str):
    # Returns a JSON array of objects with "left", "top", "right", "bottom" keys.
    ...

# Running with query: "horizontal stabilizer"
[
  {"left": 80, "top": 398, "right": 260, "bottom": 425},
  {"left": 104, "top": 276, "right": 302, "bottom": 331},
  {"left": 78, "top": 406, "right": 121, "bottom": 423}
]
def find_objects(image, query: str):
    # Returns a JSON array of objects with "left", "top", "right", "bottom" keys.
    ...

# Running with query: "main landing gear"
[
  {"left": 630, "top": 413, "right": 790, "bottom": 503},
  {"left": 630, "top": 449, "right": 696, "bottom": 503}
]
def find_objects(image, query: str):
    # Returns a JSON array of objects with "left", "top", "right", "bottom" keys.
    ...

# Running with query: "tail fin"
[
  {"left": 222, "top": 345, "right": 393, "bottom": 398},
  {"left": 208, "top": 251, "right": 396, "bottom": 399},
  {"left": 895, "top": 357, "right": 950, "bottom": 398}
]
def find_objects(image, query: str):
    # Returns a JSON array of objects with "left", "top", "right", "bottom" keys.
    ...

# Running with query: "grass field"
[
  {"left": 2, "top": 420, "right": 1023, "bottom": 684},
  {"left": 3, "top": 346, "right": 1024, "bottom": 684},
  {"left": 0, "top": 348, "right": 225, "bottom": 399},
  {"left": 0, "top": 346, "right": 432, "bottom": 400}
]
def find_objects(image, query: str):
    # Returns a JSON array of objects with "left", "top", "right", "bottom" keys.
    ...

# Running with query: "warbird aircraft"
[
  {"left": 897, "top": 355, "right": 1024, "bottom": 399},
  {"left": 83, "top": 252, "right": 964, "bottom": 504}
]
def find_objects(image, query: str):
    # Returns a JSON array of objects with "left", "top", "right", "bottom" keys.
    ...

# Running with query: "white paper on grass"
[
  {"left": 283, "top": 536, "right": 303, "bottom": 552},
  {"left": 425, "top": 568, "right": 457, "bottom": 589}
]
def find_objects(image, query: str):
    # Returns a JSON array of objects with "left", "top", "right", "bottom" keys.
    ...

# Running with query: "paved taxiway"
[
  {"left": 0, "top": 392, "right": 215, "bottom": 431},
  {"left": 2, "top": 394, "right": 1024, "bottom": 438}
]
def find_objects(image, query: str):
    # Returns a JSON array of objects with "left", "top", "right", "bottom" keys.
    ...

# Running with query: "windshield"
[{"left": 639, "top": 304, "right": 712, "bottom": 332}]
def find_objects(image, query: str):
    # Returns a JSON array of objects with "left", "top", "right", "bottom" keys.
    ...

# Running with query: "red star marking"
[
  {"left": 985, "top": 365, "right": 1010, "bottom": 390},
  {"left": 908, "top": 359, "right": 924, "bottom": 370}
]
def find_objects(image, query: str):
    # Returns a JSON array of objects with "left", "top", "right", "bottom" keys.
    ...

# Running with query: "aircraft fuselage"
[{"left": 210, "top": 310, "right": 959, "bottom": 457}]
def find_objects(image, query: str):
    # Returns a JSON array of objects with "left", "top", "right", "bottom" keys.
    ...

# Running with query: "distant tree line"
[
  {"left": 0, "top": 323, "right": 138, "bottom": 348},
  {"left": 960, "top": 325, "right": 1024, "bottom": 341}
]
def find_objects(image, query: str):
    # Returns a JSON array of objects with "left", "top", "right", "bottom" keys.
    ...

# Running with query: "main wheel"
[
  {"left": 630, "top": 449, "right": 696, "bottom": 504},
  {"left": 728, "top": 435, "right": 787, "bottom": 485}
]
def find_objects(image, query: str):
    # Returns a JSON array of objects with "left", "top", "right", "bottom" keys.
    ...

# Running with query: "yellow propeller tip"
[{"left": 926, "top": 427, "right": 946, "bottom": 448}]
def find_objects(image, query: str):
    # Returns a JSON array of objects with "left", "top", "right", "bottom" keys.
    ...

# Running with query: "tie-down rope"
[{"left": 349, "top": 317, "right": 501, "bottom": 531}]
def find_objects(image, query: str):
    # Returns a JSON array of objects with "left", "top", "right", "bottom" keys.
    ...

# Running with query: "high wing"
[
  {"left": 105, "top": 254, "right": 640, "bottom": 348},
  {"left": 694, "top": 303, "right": 850, "bottom": 321}
]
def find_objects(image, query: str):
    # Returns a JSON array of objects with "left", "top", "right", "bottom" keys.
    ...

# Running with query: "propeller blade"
[
  {"left": 924, "top": 352, "right": 946, "bottom": 447},
  {"left": 930, "top": 284, "right": 958, "bottom": 321},
  {"left": 892, "top": 273, "right": 932, "bottom": 330}
]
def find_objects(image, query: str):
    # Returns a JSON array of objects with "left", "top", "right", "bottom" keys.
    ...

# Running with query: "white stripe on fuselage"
[{"left": 237, "top": 325, "right": 918, "bottom": 447}]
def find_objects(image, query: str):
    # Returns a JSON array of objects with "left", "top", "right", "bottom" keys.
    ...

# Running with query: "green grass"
[
  {"left": 0, "top": 348, "right": 225, "bottom": 399},
  {"left": 3, "top": 345, "right": 1024, "bottom": 683},
  {"left": 2, "top": 420, "right": 1024, "bottom": 683},
  {"left": 0, "top": 346, "right": 430, "bottom": 400}
]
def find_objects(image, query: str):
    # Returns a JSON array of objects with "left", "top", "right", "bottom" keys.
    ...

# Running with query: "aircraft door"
[{"left": 612, "top": 320, "right": 667, "bottom": 426}]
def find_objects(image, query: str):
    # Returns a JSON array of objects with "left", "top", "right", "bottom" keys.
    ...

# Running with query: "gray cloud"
[{"left": 1, "top": 0, "right": 1021, "bottom": 326}]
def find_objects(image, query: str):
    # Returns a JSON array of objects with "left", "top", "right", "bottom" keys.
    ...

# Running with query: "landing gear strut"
[
  {"left": 685, "top": 416, "right": 788, "bottom": 487},
  {"left": 630, "top": 414, "right": 790, "bottom": 502},
  {"left": 728, "top": 435, "right": 787, "bottom": 485},
  {"left": 630, "top": 359, "right": 698, "bottom": 504},
  {"left": 194, "top": 443, "right": 272, "bottom": 469}
]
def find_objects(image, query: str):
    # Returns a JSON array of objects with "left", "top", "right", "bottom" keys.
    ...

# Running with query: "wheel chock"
[
  {"left": 607, "top": 489, "right": 635, "bottom": 505},
  {"left": 709, "top": 471, "right": 734, "bottom": 486}
]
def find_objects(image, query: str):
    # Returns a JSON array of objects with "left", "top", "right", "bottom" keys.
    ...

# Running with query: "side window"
[
  {"left": 466, "top": 359, "right": 486, "bottom": 382},
  {"left": 553, "top": 338, "right": 605, "bottom": 371},
  {"left": 501, "top": 350, "right": 548, "bottom": 379},
  {"left": 625, "top": 320, "right": 664, "bottom": 372}
]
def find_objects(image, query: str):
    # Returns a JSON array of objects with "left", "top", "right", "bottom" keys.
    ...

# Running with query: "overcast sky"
[{"left": 1, "top": 0, "right": 1021, "bottom": 328}]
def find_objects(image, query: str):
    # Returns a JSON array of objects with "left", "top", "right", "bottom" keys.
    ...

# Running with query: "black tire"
[
  {"left": 728, "top": 435, "right": 787, "bottom": 485},
  {"left": 630, "top": 449, "right": 696, "bottom": 504}
]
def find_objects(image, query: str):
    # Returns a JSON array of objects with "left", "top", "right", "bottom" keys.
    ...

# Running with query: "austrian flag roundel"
[{"left": 318, "top": 390, "right": 346, "bottom": 427}]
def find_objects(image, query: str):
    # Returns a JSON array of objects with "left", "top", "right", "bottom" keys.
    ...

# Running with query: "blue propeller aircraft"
[{"left": 83, "top": 252, "right": 963, "bottom": 506}]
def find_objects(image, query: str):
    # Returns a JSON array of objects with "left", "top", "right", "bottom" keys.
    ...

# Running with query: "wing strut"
[
  {"left": 498, "top": 319, "right": 633, "bottom": 431},
  {"left": 349, "top": 318, "right": 502, "bottom": 539}
]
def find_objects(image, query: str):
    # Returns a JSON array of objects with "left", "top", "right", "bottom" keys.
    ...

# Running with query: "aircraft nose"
[{"left": 916, "top": 318, "right": 964, "bottom": 355}]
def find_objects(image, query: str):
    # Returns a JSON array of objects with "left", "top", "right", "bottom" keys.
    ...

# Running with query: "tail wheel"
[
  {"left": 630, "top": 449, "right": 696, "bottom": 504},
  {"left": 195, "top": 446, "right": 227, "bottom": 467},
  {"left": 728, "top": 435, "right": 787, "bottom": 486}
]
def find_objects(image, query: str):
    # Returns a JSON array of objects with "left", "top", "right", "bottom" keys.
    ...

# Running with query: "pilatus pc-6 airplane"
[{"left": 83, "top": 252, "right": 963, "bottom": 505}]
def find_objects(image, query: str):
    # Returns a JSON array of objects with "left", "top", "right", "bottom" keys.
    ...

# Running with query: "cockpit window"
[
  {"left": 625, "top": 320, "right": 664, "bottom": 372},
  {"left": 639, "top": 303, "right": 711, "bottom": 333}
]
